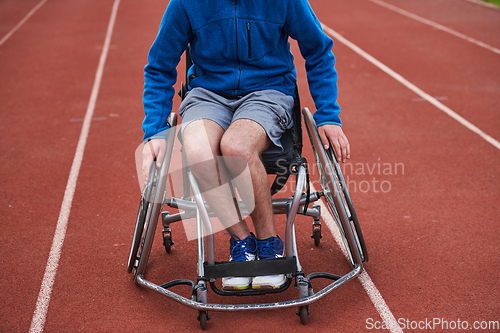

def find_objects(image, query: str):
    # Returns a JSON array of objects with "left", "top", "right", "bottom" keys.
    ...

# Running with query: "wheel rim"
[
  {"left": 127, "top": 172, "right": 155, "bottom": 273},
  {"left": 128, "top": 114, "right": 179, "bottom": 277},
  {"left": 313, "top": 147, "right": 355, "bottom": 265},
  {"left": 302, "top": 108, "right": 366, "bottom": 266}
]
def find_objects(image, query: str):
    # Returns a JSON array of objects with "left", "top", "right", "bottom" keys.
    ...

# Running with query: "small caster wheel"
[
  {"left": 163, "top": 234, "right": 173, "bottom": 253},
  {"left": 198, "top": 311, "right": 209, "bottom": 330},
  {"left": 313, "top": 227, "right": 321, "bottom": 247},
  {"left": 298, "top": 306, "right": 309, "bottom": 325}
]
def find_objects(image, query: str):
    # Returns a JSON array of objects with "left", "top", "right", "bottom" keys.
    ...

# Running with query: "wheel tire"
[
  {"left": 313, "top": 227, "right": 321, "bottom": 247},
  {"left": 198, "top": 311, "right": 208, "bottom": 330},
  {"left": 127, "top": 164, "right": 156, "bottom": 275},
  {"left": 303, "top": 107, "right": 368, "bottom": 266},
  {"left": 299, "top": 306, "right": 309, "bottom": 325},
  {"left": 127, "top": 198, "right": 148, "bottom": 274},
  {"left": 163, "top": 234, "right": 172, "bottom": 254}
]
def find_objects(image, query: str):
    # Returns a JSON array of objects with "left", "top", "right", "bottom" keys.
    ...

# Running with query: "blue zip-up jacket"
[{"left": 143, "top": 0, "right": 342, "bottom": 140}]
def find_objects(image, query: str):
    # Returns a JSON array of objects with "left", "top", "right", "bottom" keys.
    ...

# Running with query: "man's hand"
[
  {"left": 142, "top": 138, "right": 166, "bottom": 184},
  {"left": 317, "top": 124, "right": 350, "bottom": 163}
]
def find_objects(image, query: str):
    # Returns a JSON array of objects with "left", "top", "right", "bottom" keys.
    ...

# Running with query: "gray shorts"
[{"left": 178, "top": 87, "right": 295, "bottom": 151}]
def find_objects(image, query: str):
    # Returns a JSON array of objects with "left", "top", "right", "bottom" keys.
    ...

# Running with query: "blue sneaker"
[
  {"left": 252, "top": 235, "right": 286, "bottom": 289},
  {"left": 222, "top": 233, "right": 257, "bottom": 290}
]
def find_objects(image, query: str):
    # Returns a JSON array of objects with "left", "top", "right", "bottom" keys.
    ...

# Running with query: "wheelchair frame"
[
  {"left": 127, "top": 107, "right": 367, "bottom": 329},
  {"left": 128, "top": 48, "right": 367, "bottom": 330}
]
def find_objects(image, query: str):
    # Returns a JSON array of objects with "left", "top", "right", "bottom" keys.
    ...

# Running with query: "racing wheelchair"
[{"left": 127, "top": 51, "right": 368, "bottom": 330}]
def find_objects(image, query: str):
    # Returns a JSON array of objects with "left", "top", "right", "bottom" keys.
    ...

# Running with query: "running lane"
[
  {"left": 0, "top": 0, "right": 45, "bottom": 41},
  {"left": 2, "top": 0, "right": 499, "bottom": 332},
  {"left": 0, "top": 0, "right": 116, "bottom": 331},
  {"left": 36, "top": 0, "right": 379, "bottom": 331},
  {"left": 307, "top": 0, "right": 500, "bottom": 330},
  {"left": 319, "top": 0, "right": 500, "bottom": 140}
]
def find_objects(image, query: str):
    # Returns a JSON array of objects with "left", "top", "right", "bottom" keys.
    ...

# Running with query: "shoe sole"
[
  {"left": 251, "top": 277, "right": 287, "bottom": 290},
  {"left": 222, "top": 285, "right": 251, "bottom": 291},
  {"left": 251, "top": 283, "right": 285, "bottom": 290}
]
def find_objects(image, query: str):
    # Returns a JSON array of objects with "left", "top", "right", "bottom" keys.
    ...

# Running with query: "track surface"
[{"left": 1, "top": 0, "right": 499, "bottom": 331}]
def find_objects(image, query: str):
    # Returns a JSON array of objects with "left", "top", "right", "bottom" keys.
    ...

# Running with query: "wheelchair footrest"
[
  {"left": 209, "top": 277, "right": 293, "bottom": 296},
  {"left": 203, "top": 257, "right": 297, "bottom": 279}
]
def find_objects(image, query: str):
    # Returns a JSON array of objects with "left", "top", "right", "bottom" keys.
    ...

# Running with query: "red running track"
[{"left": 1, "top": 0, "right": 499, "bottom": 331}]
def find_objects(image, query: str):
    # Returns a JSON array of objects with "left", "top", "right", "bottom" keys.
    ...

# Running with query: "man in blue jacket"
[{"left": 142, "top": 0, "right": 350, "bottom": 291}]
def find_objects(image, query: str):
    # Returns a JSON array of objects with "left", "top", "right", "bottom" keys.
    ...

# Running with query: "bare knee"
[
  {"left": 220, "top": 119, "right": 271, "bottom": 163},
  {"left": 220, "top": 137, "right": 254, "bottom": 161},
  {"left": 183, "top": 140, "right": 214, "bottom": 165},
  {"left": 182, "top": 120, "right": 223, "bottom": 164},
  {"left": 220, "top": 137, "right": 263, "bottom": 181}
]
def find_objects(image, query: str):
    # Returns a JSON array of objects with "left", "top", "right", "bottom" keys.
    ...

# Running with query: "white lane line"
[
  {"left": 411, "top": 96, "right": 447, "bottom": 102},
  {"left": 28, "top": 0, "right": 121, "bottom": 332},
  {"left": 310, "top": 184, "right": 403, "bottom": 333},
  {"left": 322, "top": 23, "right": 500, "bottom": 151},
  {"left": 0, "top": 0, "right": 48, "bottom": 47},
  {"left": 368, "top": 0, "right": 500, "bottom": 55}
]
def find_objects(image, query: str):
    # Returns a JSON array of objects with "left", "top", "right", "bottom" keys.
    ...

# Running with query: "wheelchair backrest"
[{"left": 178, "top": 46, "right": 306, "bottom": 191}]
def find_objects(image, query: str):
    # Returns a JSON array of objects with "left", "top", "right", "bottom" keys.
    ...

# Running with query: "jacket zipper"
[{"left": 247, "top": 22, "right": 252, "bottom": 59}]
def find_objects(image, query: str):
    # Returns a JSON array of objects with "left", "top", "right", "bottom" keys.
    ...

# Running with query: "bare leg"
[
  {"left": 182, "top": 119, "right": 250, "bottom": 236},
  {"left": 220, "top": 119, "right": 276, "bottom": 240}
]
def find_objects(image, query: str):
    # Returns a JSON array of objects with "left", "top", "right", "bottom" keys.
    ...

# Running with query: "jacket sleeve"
[
  {"left": 284, "top": 0, "right": 342, "bottom": 127},
  {"left": 142, "top": 0, "right": 192, "bottom": 141}
]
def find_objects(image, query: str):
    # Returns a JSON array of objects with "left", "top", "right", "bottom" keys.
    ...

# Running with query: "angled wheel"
[
  {"left": 127, "top": 163, "right": 156, "bottom": 274},
  {"left": 324, "top": 140, "right": 368, "bottom": 263},
  {"left": 130, "top": 163, "right": 161, "bottom": 283},
  {"left": 127, "top": 113, "right": 178, "bottom": 281},
  {"left": 302, "top": 108, "right": 368, "bottom": 266}
]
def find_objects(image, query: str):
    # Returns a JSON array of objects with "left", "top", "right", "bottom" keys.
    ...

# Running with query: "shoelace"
[
  {"left": 257, "top": 240, "right": 278, "bottom": 260},
  {"left": 231, "top": 243, "right": 251, "bottom": 261},
  {"left": 226, "top": 233, "right": 253, "bottom": 262}
]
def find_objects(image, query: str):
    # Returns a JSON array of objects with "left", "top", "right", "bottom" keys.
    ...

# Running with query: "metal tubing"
[
  {"left": 162, "top": 211, "right": 186, "bottom": 224},
  {"left": 296, "top": 275, "right": 309, "bottom": 300},
  {"left": 195, "top": 209, "right": 205, "bottom": 277},
  {"left": 271, "top": 191, "right": 321, "bottom": 209},
  {"left": 187, "top": 171, "right": 215, "bottom": 265},
  {"left": 165, "top": 195, "right": 321, "bottom": 220},
  {"left": 285, "top": 166, "right": 306, "bottom": 258},
  {"left": 136, "top": 264, "right": 361, "bottom": 312},
  {"left": 297, "top": 206, "right": 320, "bottom": 220},
  {"left": 166, "top": 198, "right": 252, "bottom": 218},
  {"left": 181, "top": 147, "right": 191, "bottom": 200},
  {"left": 291, "top": 224, "right": 302, "bottom": 272},
  {"left": 164, "top": 197, "right": 197, "bottom": 211}
]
